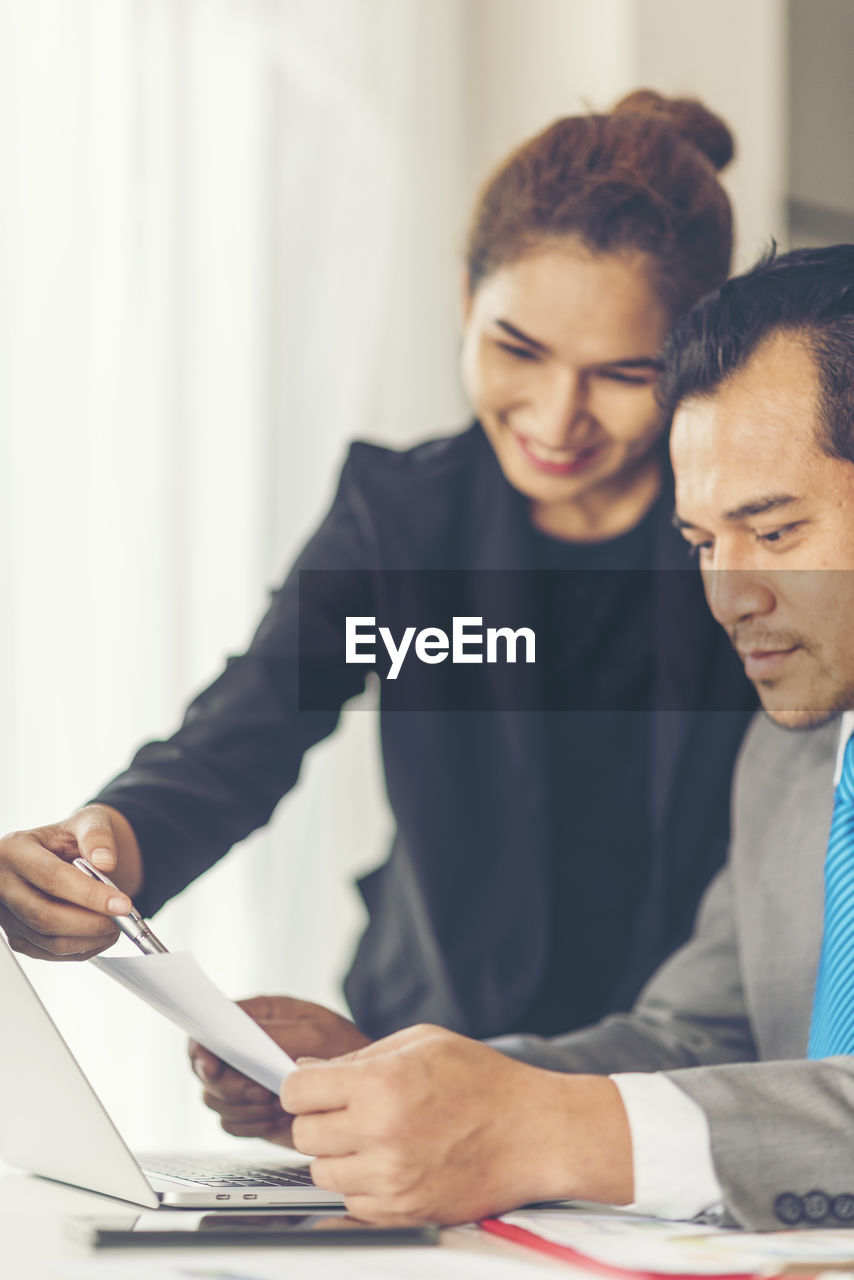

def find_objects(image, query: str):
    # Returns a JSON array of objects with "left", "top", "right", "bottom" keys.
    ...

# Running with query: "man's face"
[{"left": 671, "top": 331, "right": 854, "bottom": 729}]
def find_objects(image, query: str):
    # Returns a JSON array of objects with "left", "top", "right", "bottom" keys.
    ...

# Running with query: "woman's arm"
[{"left": 0, "top": 451, "right": 373, "bottom": 954}]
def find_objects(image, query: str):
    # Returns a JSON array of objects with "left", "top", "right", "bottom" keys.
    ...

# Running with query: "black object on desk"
[{"left": 65, "top": 1211, "right": 439, "bottom": 1248}]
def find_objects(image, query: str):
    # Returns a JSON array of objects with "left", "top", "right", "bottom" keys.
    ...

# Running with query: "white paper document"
[
  {"left": 500, "top": 1207, "right": 854, "bottom": 1273},
  {"left": 92, "top": 951, "right": 295, "bottom": 1094}
]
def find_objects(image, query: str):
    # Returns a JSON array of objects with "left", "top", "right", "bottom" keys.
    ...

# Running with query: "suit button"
[
  {"left": 833, "top": 1194, "right": 854, "bottom": 1222},
  {"left": 774, "top": 1193, "right": 804, "bottom": 1225},
  {"left": 803, "top": 1191, "right": 830, "bottom": 1223}
]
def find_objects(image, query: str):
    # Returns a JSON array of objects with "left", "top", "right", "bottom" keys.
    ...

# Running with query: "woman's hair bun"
[{"left": 612, "top": 88, "right": 734, "bottom": 172}]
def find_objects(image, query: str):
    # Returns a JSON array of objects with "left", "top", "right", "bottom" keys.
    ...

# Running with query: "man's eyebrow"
[
  {"left": 672, "top": 494, "right": 800, "bottom": 531},
  {"left": 722, "top": 493, "right": 799, "bottom": 521},
  {"left": 494, "top": 319, "right": 550, "bottom": 352}
]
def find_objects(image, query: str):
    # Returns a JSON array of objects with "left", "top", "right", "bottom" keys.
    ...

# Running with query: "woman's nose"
[{"left": 531, "top": 371, "right": 590, "bottom": 447}]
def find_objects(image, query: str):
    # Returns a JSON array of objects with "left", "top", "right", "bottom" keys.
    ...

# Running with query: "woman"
[{"left": 0, "top": 92, "right": 754, "bottom": 1065}]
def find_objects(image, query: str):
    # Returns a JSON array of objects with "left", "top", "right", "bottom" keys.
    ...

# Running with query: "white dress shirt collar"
[{"left": 834, "top": 711, "right": 854, "bottom": 787}]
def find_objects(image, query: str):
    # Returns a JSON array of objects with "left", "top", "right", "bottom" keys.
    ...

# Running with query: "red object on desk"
[{"left": 480, "top": 1218, "right": 759, "bottom": 1280}]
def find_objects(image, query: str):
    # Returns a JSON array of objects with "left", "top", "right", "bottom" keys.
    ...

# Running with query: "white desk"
[{"left": 0, "top": 1163, "right": 566, "bottom": 1280}]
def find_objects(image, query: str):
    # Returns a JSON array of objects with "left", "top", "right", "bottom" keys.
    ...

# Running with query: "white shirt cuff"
[{"left": 609, "top": 1072, "right": 723, "bottom": 1220}]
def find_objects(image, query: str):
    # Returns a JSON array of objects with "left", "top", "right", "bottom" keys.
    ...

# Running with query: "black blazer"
[{"left": 95, "top": 424, "right": 756, "bottom": 1039}]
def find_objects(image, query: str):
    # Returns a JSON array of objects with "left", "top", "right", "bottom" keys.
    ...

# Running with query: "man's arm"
[
  {"left": 661, "top": 1056, "right": 854, "bottom": 1229},
  {"left": 279, "top": 863, "right": 757, "bottom": 1227},
  {"left": 283, "top": 1024, "right": 854, "bottom": 1231},
  {"left": 282, "top": 1025, "right": 634, "bottom": 1226},
  {"left": 185, "top": 866, "right": 749, "bottom": 1160},
  {"left": 280, "top": 853, "right": 854, "bottom": 1230},
  {"left": 491, "top": 862, "right": 757, "bottom": 1075}
]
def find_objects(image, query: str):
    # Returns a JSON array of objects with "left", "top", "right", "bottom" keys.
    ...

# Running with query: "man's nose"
[{"left": 703, "top": 566, "right": 776, "bottom": 629}]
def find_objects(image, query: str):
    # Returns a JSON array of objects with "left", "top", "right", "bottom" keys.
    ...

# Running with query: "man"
[{"left": 266, "top": 245, "right": 854, "bottom": 1230}]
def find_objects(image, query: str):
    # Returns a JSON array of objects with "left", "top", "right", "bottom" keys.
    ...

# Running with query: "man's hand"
[
  {"left": 0, "top": 805, "right": 143, "bottom": 960},
  {"left": 282, "top": 1025, "right": 634, "bottom": 1225},
  {"left": 189, "top": 996, "right": 371, "bottom": 1147}
]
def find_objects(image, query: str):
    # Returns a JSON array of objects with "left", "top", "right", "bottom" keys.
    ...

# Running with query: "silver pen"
[{"left": 72, "top": 856, "right": 169, "bottom": 955}]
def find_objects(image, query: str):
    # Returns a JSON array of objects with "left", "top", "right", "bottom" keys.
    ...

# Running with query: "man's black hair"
[{"left": 658, "top": 244, "right": 854, "bottom": 463}]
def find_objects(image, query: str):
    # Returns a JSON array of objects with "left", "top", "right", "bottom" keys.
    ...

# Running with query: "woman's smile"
[{"left": 511, "top": 431, "right": 605, "bottom": 475}]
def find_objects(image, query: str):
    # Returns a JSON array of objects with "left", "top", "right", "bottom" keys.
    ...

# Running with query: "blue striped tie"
[{"left": 809, "top": 733, "right": 854, "bottom": 1058}]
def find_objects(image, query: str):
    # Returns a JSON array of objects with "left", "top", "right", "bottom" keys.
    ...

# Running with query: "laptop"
[{"left": 0, "top": 934, "right": 345, "bottom": 1209}]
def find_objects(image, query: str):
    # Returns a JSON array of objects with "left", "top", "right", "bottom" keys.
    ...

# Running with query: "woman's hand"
[
  {"left": 282, "top": 1025, "right": 633, "bottom": 1225},
  {"left": 0, "top": 806, "right": 141, "bottom": 960},
  {"left": 189, "top": 995, "right": 371, "bottom": 1147}
]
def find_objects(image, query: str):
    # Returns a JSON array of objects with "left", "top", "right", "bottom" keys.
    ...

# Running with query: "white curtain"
[{"left": 0, "top": 0, "right": 468, "bottom": 1149}]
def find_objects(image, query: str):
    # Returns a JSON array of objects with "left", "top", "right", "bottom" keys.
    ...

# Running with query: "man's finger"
[
  {"left": 309, "top": 1155, "right": 369, "bottom": 1197},
  {"left": 282, "top": 1063, "right": 353, "bottom": 1115},
  {"left": 339, "top": 1193, "right": 402, "bottom": 1226},
  {"left": 291, "top": 1111, "right": 357, "bottom": 1158},
  {"left": 324, "top": 1023, "right": 439, "bottom": 1064}
]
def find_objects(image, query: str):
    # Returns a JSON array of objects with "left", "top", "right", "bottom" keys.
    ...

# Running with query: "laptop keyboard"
[{"left": 142, "top": 1153, "right": 316, "bottom": 1188}]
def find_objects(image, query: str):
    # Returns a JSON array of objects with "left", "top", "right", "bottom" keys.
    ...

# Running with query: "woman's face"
[{"left": 460, "top": 240, "right": 671, "bottom": 515}]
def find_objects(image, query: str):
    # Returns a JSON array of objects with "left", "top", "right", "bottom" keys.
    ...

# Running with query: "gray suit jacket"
[{"left": 494, "top": 711, "right": 854, "bottom": 1231}]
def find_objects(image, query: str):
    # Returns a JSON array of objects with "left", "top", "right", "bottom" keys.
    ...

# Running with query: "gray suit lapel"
[{"left": 733, "top": 714, "right": 839, "bottom": 1059}]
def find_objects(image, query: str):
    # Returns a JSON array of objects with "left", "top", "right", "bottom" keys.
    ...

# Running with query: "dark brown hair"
[
  {"left": 659, "top": 244, "right": 854, "bottom": 463},
  {"left": 466, "top": 89, "right": 734, "bottom": 320}
]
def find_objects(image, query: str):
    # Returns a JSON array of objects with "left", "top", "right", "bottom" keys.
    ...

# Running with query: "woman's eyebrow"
[
  {"left": 493, "top": 319, "right": 550, "bottom": 352},
  {"left": 492, "top": 321, "right": 662, "bottom": 371},
  {"left": 595, "top": 356, "right": 664, "bottom": 372}
]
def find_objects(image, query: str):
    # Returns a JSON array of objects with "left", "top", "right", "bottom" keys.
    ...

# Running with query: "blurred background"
[{"left": 0, "top": 0, "right": 850, "bottom": 1150}]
